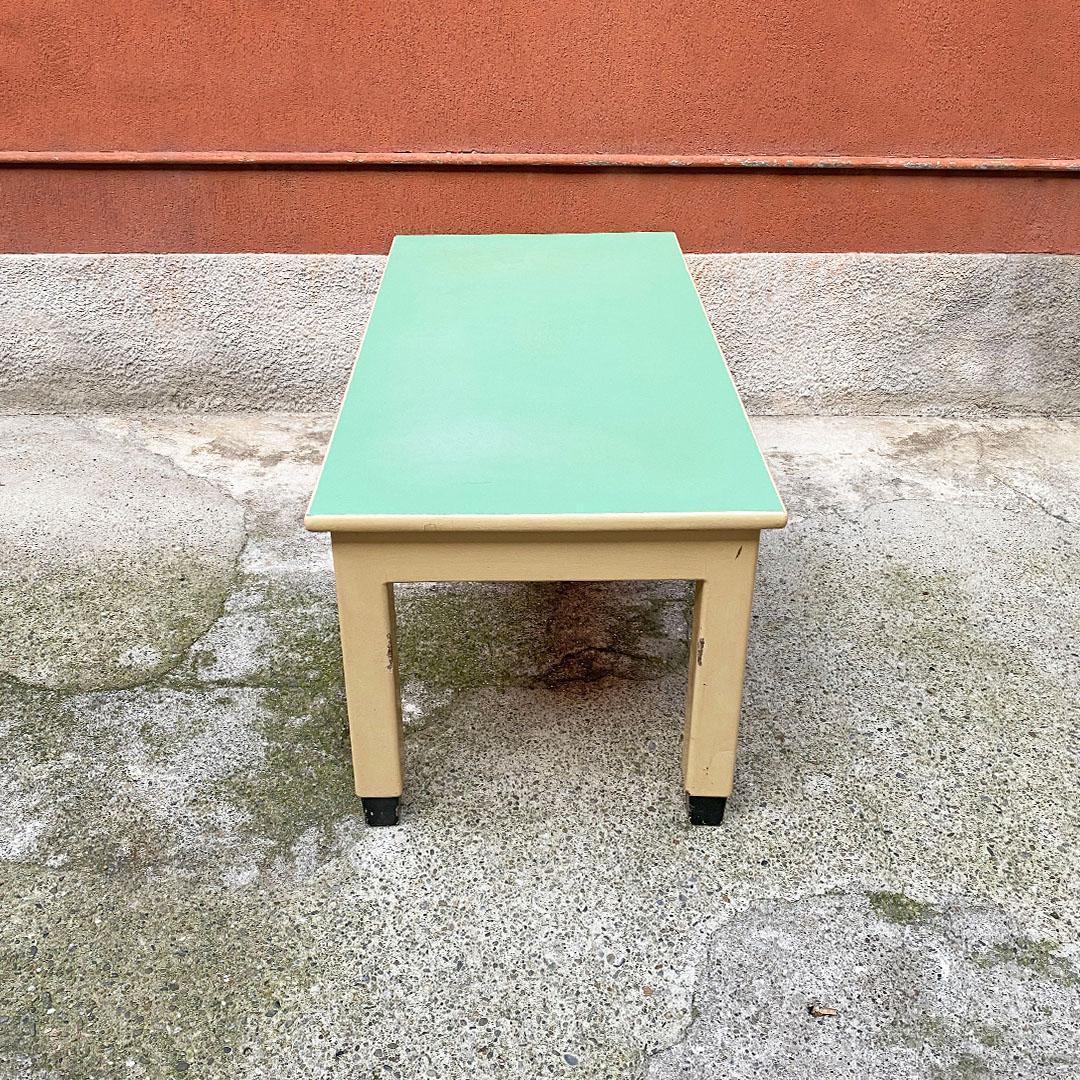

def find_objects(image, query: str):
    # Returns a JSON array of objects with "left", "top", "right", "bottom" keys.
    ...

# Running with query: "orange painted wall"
[{"left": 2, "top": 1, "right": 1078, "bottom": 252}]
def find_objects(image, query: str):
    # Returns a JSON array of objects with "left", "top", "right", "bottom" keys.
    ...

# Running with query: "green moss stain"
[
  {"left": 0, "top": 682, "right": 189, "bottom": 874},
  {"left": 185, "top": 580, "right": 361, "bottom": 855},
  {"left": 951, "top": 1052, "right": 992, "bottom": 1079},
  {"left": 973, "top": 1023, "right": 1005, "bottom": 1049},
  {"left": 895, "top": 1015, "right": 995, "bottom": 1080},
  {"left": 868, "top": 890, "right": 934, "bottom": 925},
  {"left": 0, "top": 570, "right": 360, "bottom": 873},
  {"left": 973, "top": 937, "right": 1080, "bottom": 988},
  {"left": 394, "top": 583, "right": 545, "bottom": 690},
  {"left": 1, "top": 549, "right": 240, "bottom": 693},
  {"left": 394, "top": 581, "right": 689, "bottom": 691},
  {"left": 0, "top": 867, "right": 315, "bottom": 1078},
  {"left": 898, "top": 1012, "right": 949, "bottom": 1047},
  {"left": 221, "top": 685, "right": 357, "bottom": 853}
]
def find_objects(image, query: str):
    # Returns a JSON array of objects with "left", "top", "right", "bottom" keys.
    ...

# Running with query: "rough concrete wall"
[
  {"left": 0, "top": 255, "right": 383, "bottom": 413},
  {"left": 690, "top": 253, "right": 1080, "bottom": 416},
  {"left": 1, "top": 252, "right": 1077, "bottom": 416}
]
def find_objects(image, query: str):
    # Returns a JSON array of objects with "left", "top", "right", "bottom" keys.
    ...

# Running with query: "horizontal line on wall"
[{"left": 1, "top": 150, "right": 1078, "bottom": 173}]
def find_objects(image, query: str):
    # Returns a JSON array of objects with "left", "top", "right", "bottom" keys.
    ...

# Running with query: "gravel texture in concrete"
[
  {"left": 2, "top": 253, "right": 1078, "bottom": 416},
  {"left": 1, "top": 413, "right": 1078, "bottom": 1078},
  {"left": 648, "top": 896, "right": 1080, "bottom": 1079},
  {"left": 0, "top": 418, "right": 247, "bottom": 690}
]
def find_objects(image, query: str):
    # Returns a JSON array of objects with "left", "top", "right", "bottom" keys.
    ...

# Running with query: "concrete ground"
[{"left": 0, "top": 413, "right": 1078, "bottom": 1078}]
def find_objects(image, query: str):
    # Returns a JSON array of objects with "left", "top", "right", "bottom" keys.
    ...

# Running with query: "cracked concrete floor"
[{"left": 0, "top": 413, "right": 1078, "bottom": 1079}]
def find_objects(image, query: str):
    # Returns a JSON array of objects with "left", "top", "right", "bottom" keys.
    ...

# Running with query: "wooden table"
[{"left": 306, "top": 232, "right": 786, "bottom": 826}]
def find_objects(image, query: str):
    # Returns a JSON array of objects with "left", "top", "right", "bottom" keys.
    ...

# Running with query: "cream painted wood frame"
[{"left": 329, "top": 527, "right": 761, "bottom": 817}]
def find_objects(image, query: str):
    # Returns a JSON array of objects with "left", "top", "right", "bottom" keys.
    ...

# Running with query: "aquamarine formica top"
[{"left": 306, "top": 232, "right": 785, "bottom": 532}]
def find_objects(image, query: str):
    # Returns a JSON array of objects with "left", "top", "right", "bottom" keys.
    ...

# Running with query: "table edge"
[{"left": 304, "top": 510, "right": 788, "bottom": 533}]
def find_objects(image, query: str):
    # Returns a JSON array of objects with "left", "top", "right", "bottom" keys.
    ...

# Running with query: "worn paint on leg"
[
  {"left": 682, "top": 535, "right": 760, "bottom": 797},
  {"left": 330, "top": 536, "right": 403, "bottom": 798}
]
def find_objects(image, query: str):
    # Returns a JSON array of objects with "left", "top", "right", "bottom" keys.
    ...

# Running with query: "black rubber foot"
[
  {"left": 361, "top": 796, "right": 400, "bottom": 826},
  {"left": 687, "top": 794, "right": 727, "bottom": 826}
]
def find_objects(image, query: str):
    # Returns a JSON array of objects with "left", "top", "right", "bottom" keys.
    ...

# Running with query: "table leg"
[
  {"left": 331, "top": 537, "right": 404, "bottom": 826},
  {"left": 682, "top": 534, "right": 760, "bottom": 825}
]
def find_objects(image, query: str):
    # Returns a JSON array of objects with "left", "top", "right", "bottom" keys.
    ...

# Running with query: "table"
[{"left": 306, "top": 232, "right": 786, "bottom": 825}]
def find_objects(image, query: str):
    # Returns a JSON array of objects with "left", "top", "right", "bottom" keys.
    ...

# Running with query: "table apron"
[{"left": 329, "top": 530, "right": 760, "bottom": 583}]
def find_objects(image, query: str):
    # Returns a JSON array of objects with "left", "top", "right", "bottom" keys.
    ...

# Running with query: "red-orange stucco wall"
[{"left": 2, "top": 1, "right": 1078, "bottom": 252}]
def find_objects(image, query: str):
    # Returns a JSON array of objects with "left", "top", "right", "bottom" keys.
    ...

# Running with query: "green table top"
[{"left": 306, "top": 232, "right": 785, "bottom": 532}]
